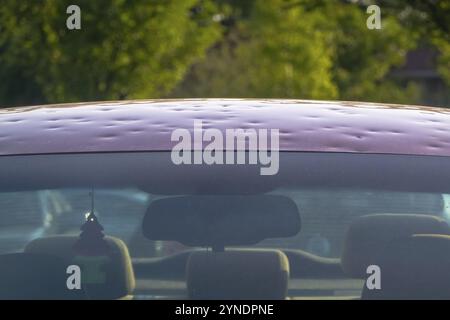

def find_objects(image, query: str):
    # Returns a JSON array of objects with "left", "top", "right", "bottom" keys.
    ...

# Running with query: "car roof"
[{"left": 1, "top": 99, "right": 450, "bottom": 157}]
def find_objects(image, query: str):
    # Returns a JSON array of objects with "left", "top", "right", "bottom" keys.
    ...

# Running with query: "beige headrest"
[
  {"left": 25, "top": 235, "right": 135, "bottom": 299},
  {"left": 341, "top": 214, "right": 450, "bottom": 278},
  {"left": 363, "top": 234, "right": 450, "bottom": 299},
  {"left": 186, "top": 249, "right": 289, "bottom": 299}
]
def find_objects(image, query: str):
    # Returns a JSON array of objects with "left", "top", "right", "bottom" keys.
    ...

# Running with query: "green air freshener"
[{"left": 73, "top": 212, "right": 112, "bottom": 295}]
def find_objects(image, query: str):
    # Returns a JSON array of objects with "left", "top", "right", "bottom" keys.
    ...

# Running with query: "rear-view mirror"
[{"left": 142, "top": 195, "right": 301, "bottom": 248}]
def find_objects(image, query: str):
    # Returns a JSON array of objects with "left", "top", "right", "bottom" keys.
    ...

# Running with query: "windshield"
[
  {"left": 1, "top": 151, "right": 450, "bottom": 299},
  {"left": 0, "top": 188, "right": 446, "bottom": 259}
]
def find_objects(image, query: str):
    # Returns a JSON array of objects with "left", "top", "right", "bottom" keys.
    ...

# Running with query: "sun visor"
[{"left": 142, "top": 195, "right": 300, "bottom": 247}]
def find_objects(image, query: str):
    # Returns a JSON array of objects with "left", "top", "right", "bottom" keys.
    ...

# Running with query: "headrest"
[
  {"left": 363, "top": 234, "right": 450, "bottom": 299},
  {"left": 0, "top": 253, "right": 84, "bottom": 299},
  {"left": 186, "top": 249, "right": 289, "bottom": 299},
  {"left": 341, "top": 214, "right": 450, "bottom": 278},
  {"left": 25, "top": 235, "right": 135, "bottom": 299}
]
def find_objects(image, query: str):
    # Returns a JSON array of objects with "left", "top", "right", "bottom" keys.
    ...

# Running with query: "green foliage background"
[{"left": 0, "top": 0, "right": 448, "bottom": 107}]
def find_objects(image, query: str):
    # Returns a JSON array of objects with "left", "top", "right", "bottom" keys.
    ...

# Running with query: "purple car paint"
[{"left": 1, "top": 99, "right": 450, "bottom": 156}]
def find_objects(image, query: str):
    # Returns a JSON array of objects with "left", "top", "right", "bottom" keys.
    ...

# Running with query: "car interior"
[{"left": 1, "top": 151, "right": 450, "bottom": 300}]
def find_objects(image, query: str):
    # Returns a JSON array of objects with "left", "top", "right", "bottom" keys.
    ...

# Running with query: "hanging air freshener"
[{"left": 72, "top": 189, "right": 112, "bottom": 297}]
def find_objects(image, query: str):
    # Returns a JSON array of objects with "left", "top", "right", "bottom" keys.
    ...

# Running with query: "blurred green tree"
[
  {"left": 345, "top": 0, "right": 450, "bottom": 87},
  {"left": 0, "top": 0, "right": 447, "bottom": 107},
  {"left": 173, "top": 0, "right": 338, "bottom": 99},
  {"left": 0, "top": 0, "right": 221, "bottom": 106},
  {"left": 172, "top": 0, "right": 446, "bottom": 105}
]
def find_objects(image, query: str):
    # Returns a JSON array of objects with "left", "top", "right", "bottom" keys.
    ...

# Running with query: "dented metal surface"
[{"left": 1, "top": 99, "right": 450, "bottom": 156}]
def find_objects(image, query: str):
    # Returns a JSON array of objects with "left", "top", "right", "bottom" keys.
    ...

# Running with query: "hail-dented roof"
[{"left": 0, "top": 99, "right": 450, "bottom": 157}]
